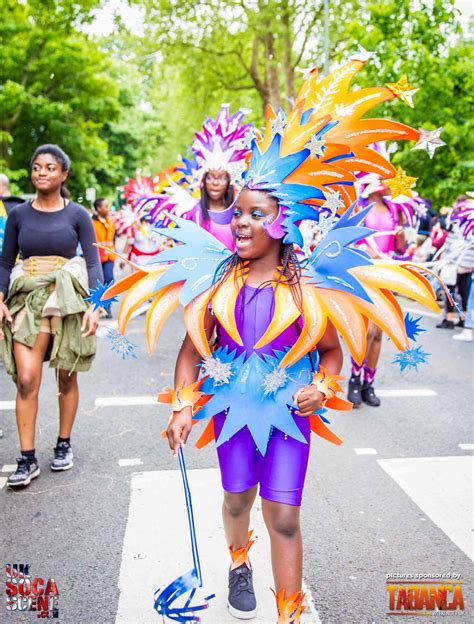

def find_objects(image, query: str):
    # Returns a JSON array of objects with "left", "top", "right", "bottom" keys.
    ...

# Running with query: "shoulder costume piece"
[{"left": 100, "top": 53, "right": 441, "bottom": 455}]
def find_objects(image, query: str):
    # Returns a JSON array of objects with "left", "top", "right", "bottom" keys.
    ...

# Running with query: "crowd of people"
[{"left": 0, "top": 56, "right": 472, "bottom": 624}]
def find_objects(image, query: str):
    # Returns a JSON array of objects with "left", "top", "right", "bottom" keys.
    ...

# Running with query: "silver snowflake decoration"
[
  {"left": 271, "top": 114, "right": 287, "bottom": 137},
  {"left": 317, "top": 213, "right": 336, "bottom": 240},
  {"left": 243, "top": 127, "right": 257, "bottom": 149},
  {"left": 321, "top": 189, "right": 344, "bottom": 215},
  {"left": 307, "top": 135, "right": 326, "bottom": 159},
  {"left": 106, "top": 328, "right": 138, "bottom": 360},
  {"left": 262, "top": 367, "right": 289, "bottom": 396},
  {"left": 411, "top": 127, "right": 446, "bottom": 159},
  {"left": 227, "top": 161, "right": 248, "bottom": 183},
  {"left": 201, "top": 356, "right": 233, "bottom": 386}
]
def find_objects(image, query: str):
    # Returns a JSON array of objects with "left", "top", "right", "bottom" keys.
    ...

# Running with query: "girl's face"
[
  {"left": 231, "top": 188, "right": 280, "bottom": 260},
  {"left": 31, "top": 154, "right": 67, "bottom": 194},
  {"left": 204, "top": 169, "right": 229, "bottom": 202}
]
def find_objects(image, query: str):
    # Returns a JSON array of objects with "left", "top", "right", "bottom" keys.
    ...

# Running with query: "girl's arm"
[
  {"left": 166, "top": 310, "right": 215, "bottom": 456},
  {"left": 295, "top": 320, "right": 343, "bottom": 416}
]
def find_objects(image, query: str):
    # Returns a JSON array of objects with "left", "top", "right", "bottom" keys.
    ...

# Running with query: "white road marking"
[
  {"left": 96, "top": 389, "right": 437, "bottom": 409},
  {"left": 401, "top": 305, "right": 440, "bottom": 319},
  {"left": 118, "top": 459, "right": 143, "bottom": 467},
  {"left": 1, "top": 464, "right": 16, "bottom": 473},
  {"left": 95, "top": 396, "right": 158, "bottom": 407},
  {"left": 0, "top": 401, "right": 15, "bottom": 410},
  {"left": 378, "top": 456, "right": 473, "bottom": 561},
  {"left": 115, "top": 468, "right": 320, "bottom": 623},
  {"left": 0, "top": 477, "right": 7, "bottom": 490},
  {"left": 354, "top": 448, "right": 378, "bottom": 455},
  {"left": 459, "top": 444, "right": 474, "bottom": 450},
  {"left": 376, "top": 388, "right": 437, "bottom": 398}
]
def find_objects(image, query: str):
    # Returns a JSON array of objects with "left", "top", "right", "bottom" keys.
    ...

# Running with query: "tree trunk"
[
  {"left": 264, "top": 32, "right": 281, "bottom": 111},
  {"left": 281, "top": 0, "right": 295, "bottom": 108}
]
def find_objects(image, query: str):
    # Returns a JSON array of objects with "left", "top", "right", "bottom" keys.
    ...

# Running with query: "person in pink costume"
[
  {"left": 187, "top": 169, "right": 236, "bottom": 251},
  {"left": 348, "top": 184, "right": 406, "bottom": 408}
]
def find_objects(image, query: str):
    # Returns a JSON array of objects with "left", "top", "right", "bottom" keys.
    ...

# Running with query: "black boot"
[
  {"left": 347, "top": 374, "right": 362, "bottom": 408},
  {"left": 361, "top": 381, "right": 381, "bottom": 407}
]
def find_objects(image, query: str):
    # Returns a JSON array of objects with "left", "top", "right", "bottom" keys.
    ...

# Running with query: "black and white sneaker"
[
  {"left": 228, "top": 563, "right": 257, "bottom": 620},
  {"left": 7, "top": 457, "right": 40, "bottom": 488},
  {"left": 50, "top": 441, "right": 74, "bottom": 471}
]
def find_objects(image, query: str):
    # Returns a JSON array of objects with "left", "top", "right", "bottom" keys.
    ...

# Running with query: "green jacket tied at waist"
[{"left": 1, "top": 263, "right": 96, "bottom": 382}]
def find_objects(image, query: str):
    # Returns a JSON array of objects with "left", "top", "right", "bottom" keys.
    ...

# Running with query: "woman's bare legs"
[
  {"left": 57, "top": 369, "right": 79, "bottom": 438},
  {"left": 13, "top": 333, "right": 51, "bottom": 450}
]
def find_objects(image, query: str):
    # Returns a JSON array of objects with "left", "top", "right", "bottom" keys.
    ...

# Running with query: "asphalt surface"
[{"left": 0, "top": 301, "right": 472, "bottom": 624}]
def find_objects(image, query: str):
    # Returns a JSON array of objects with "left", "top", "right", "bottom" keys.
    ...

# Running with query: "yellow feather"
[
  {"left": 145, "top": 283, "right": 182, "bottom": 355},
  {"left": 254, "top": 283, "right": 301, "bottom": 349},
  {"left": 184, "top": 289, "right": 212, "bottom": 358},
  {"left": 280, "top": 287, "right": 326, "bottom": 369}
]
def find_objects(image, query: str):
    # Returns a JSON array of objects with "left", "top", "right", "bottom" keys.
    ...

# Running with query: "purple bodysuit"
[{"left": 213, "top": 285, "right": 312, "bottom": 506}]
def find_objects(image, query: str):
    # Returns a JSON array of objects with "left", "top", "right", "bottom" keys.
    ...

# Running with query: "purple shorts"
[{"left": 213, "top": 412, "right": 311, "bottom": 507}]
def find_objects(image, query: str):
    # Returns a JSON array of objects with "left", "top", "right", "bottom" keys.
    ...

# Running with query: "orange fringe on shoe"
[
  {"left": 272, "top": 588, "right": 306, "bottom": 624},
  {"left": 229, "top": 530, "right": 256, "bottom": 570}
]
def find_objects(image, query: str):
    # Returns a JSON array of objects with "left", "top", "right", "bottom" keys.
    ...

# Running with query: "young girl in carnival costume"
[{"left": 100, "top": 53, "right": 442, "bottom": 622}]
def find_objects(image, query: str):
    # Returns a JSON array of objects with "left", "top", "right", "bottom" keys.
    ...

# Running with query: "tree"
[
  {"left": 133, "top": 0, "right": 472, "bottom": 205},
  {"left": 0, "top": 0, "right": 165, "bottom": 198}
]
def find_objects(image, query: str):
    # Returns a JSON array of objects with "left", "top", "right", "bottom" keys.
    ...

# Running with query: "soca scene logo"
[{"left": 5, "top": 564, "right": 59, "bottom": 618}]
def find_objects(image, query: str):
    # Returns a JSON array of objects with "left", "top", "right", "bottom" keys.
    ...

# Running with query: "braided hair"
[{"left": 212, "top": 242, "right": 303, "bottom": 313}]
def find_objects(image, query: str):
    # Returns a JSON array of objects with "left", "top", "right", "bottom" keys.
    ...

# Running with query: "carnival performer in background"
[
  {"left": 92, "top": 197, "right": 116, "bottom": 318},
  {"left": 436, "top": 195, "right": 474, "bottom": 330},
  {"left": 347, "top": 145, "right": 429, "bottom": 408},
  {"left": 100, "top": 53, "right": 442, "bottom": 622},
  {"left": 0, "top": 173, "right": 24, "bottom": 253},
  {"left": 348, "top": 179, "right": 406, "bottom": 407},
  {"left": 113, "top": 172, "right": 170, "bottom": 271},
  {"left": 0, "top": 145, "right": 102, "bottom": 488},
  {"left": 182, "top": 105, "right": 252, "bottom": 251}
]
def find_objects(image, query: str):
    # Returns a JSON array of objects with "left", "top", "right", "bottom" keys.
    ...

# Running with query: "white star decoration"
[
  {"left": 243, "top": 127, "right": 257, "bottom": 150},
  {"left": 227, "top": 161, "right": 248, "bottom": 183},
  {"left": 321, "top": 189, "right": 345, "bottom": 214},
  {"left": 295, "top": 66, "right": 318, "bottom": 80},
  {"left": 317, "top": 213, "right": 335, "bottom": 239},
  {"left": 271, "top": 114, "right": 287, "bottom": 136},
  {"left": 350, "top": 45, "right": 374, "bottom": 63},
  {"left": 307, "top": 135, "right": 326, "bottom": 159},
  {"left": 411, "top": 127, "right": 446, "bottom": 159}
]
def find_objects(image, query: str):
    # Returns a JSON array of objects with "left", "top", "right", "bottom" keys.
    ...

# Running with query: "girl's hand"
[
  {"left": 166, "top": 407, "right": 193, "bottom": 457},
  {"left": 81, "top": 306, "right": 100, "bottom": 337},
  {"left": 293, "top": 385, "right": 325, "bottom": 416},
  {"left": 0, "top": 300, "right": 13, "bottom": 340}
]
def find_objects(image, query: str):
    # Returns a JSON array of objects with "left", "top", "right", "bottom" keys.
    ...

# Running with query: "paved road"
[{"left": 1, "top": 301, "right": 472, "bottom": 623}]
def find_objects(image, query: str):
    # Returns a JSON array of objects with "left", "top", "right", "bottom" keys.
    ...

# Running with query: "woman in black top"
[{"left": 0, "top": 144, "right": 102, "bottom": 488}]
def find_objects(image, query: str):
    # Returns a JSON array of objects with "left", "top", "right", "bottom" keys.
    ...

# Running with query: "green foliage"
[
  {"left": 0, "top": 0, "right": 164, "bottom": 200},
  {"left": 135, "top": 0, "right": 472, "bottom": 207},
  {"left": 0, "top": 0, "right": 471, "bottom": 207}
]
